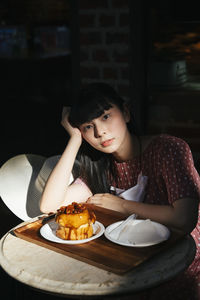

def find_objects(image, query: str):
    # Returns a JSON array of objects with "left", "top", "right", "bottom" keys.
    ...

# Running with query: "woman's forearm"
[
  {"left": 87, "top": 193, "right": 198, "bottom": 234},
  {"left": 122, "top": 197, "right": 198, "bottom": 233},
  {"left": 40, "top": 136, "right": 81, "bottom": 213}
]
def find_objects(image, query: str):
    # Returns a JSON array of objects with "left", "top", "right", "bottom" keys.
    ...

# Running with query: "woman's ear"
[{"left": 123, "top": 104, "right": 130, "bottom": 123}]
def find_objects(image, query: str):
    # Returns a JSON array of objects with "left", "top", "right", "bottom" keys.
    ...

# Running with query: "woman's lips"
[{"left": 101, "top": 139, "right": 114, "bottom": 147}]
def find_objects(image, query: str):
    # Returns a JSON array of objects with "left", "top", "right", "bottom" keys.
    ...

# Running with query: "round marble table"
[{"left": 0, "top": 219, "right": 196, "bottom": 298}]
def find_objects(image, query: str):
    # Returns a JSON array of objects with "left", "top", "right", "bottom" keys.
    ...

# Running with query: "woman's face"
[{"left": 79, "top": 104, "right": 131, "bottom": 156}]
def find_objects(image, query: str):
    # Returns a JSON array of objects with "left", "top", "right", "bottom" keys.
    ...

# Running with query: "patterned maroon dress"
[{"left": 111, "top": 134, "right": 200, "bottom": 300}]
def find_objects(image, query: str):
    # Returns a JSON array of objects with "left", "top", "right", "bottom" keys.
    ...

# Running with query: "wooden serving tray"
[{"left": 13, "top": 206, "right": 184, "bottom": 274}]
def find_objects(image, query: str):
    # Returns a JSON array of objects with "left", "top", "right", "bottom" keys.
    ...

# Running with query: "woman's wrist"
[
  {"left": 69, "top": 134, "right": 82, "bottom": 147},
  {"left": 121, "top": 199, "right": 137, "bottom": 215}
]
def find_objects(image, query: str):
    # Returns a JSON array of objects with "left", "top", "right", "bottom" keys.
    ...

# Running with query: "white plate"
[
  {"left": 104, "top": 220, "right": 170, "bottom": 247},
  {"left": 40, "top": 221, "right": 105, "bottom": 244}
]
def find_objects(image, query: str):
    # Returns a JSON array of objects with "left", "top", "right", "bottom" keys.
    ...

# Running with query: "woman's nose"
[{"left": 94, "top": 125, "right": 106, "bottom": 138}]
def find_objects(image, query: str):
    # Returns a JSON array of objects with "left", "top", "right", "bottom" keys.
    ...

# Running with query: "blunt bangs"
[
  {"left": 69, "top": 100, "right": 113, "bottom": 128},
  {"left": 69, "top": 83, "right": 124, "bottom": 128}
]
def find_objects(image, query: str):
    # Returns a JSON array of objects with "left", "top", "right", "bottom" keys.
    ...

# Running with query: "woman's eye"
[
  {"left": 84, "top": 124, "right": 93, "bottom": 131},
  {"left": 102, "top": 114, "right": 110, "bottom": 120}
]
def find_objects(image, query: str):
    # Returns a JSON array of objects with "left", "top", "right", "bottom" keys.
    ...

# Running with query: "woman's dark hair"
[{"left": 68, "top": 82, "right": 138, "bottom": 194}]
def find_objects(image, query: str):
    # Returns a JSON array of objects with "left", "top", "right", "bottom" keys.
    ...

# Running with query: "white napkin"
[
  {"left": 110, "top": 173, "right": 148, "bottom": 202},
  {"left": 109, "top": 219, "right": 168, "bottom": 245}
]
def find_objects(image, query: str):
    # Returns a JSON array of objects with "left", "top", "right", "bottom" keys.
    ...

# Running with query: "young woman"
[{"left": 40, "top": 82, "right": 200, "bottom": 299}]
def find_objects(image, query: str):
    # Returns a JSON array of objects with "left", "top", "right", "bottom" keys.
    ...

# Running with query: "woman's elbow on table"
[
  {"left": 39, "top": 196, "right": 58, "bottom": 214},
  {"left": 39, "top": 183, "right": 93, "bottom": 214}
]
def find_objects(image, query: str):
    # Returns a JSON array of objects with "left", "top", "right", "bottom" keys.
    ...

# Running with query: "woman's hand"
[
  {"left": 61, "top": 106, "right": 82, "bottom": 142},
  {"left": 87, "top": 193, "right": 126, "bottom": 213}
]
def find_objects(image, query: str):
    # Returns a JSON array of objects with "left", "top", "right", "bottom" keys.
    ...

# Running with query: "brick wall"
[{"left": 79, "top": 0, "right": 130, "bottom": 100}]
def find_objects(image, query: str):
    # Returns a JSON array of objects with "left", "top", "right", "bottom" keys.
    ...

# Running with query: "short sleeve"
[
  {"left": 74, "top": 177, "right": 87, "bottom": 186},
  {"left": 73, "top": 177, "right": 92, "bottom": 194},
  {"left": 160, "top": 136, "right": 200, "bottom": 204}
]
